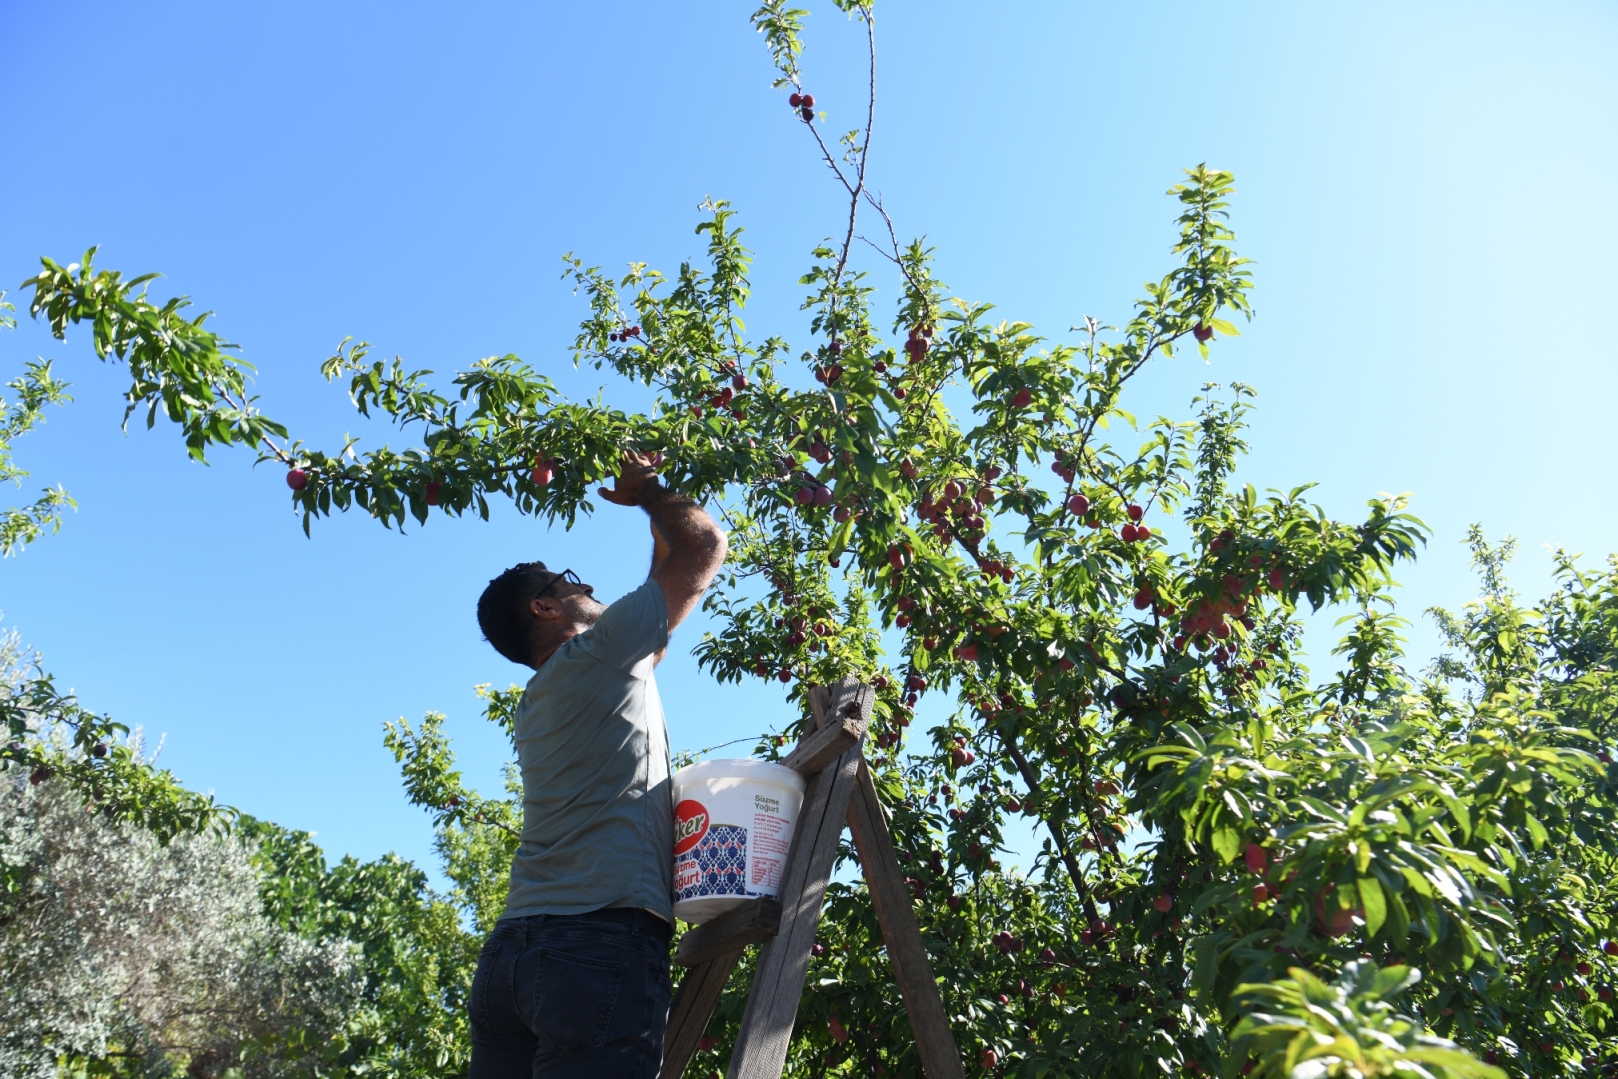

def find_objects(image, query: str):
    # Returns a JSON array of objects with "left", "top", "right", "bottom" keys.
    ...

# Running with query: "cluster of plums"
[
  {"left": 917, "top": 472, "right": 998, "bottom": 548},
  {"left": 1056, "top": 479, "right": 1153, "bottom": 544},
  {"left": 902, "top": 324, "right": 931, "bottom": 360}
]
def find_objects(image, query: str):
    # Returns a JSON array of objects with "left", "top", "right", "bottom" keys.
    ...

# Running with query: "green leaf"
[
  {"left": 1212, "top": 823, "right": 1242, "bottom": 864},
  {"left": 1359, "top": 873, "right": 1388, "bottom": 936}
]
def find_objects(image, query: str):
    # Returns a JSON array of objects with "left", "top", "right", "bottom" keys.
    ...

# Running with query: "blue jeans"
[{"left": 469, "top": 908, "right": 673, "bottom": 1079}]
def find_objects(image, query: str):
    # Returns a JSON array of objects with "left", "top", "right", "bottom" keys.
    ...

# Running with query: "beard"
[{"left": 567, "top": 593, "right": 608, "bottom": 628}]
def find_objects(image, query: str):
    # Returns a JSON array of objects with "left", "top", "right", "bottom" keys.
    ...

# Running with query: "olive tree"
[{"left": 0, "top": 760, "right": 359, "bottom": 1077}]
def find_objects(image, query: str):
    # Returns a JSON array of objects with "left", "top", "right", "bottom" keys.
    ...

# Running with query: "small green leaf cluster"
[
  {"left": 23, "top": 251, "right": 289, "bottom": 461},
  {"left": 0, "top": 358, "right": 75, "bottom": 556},
  {"left": 383, "top": 685, "right": 522, "bottom": 936},
  {"left": 0, "top": 632, "right": 226, "bottom": 892},
  {"left": 1231, "top": 962, "right": 1505, "bottom": 1079}
]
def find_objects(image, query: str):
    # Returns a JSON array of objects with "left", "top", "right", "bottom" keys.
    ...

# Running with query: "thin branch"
[
  {"left": 1002, "top": 736, "right": 1101, "bottom": 925},
  {"left": 213, "top": 385, "right": 295, "bottom": 466},
  {"left": 468, "top": 811, "right": 520, "bottom": 839},
  {"left": 831, "top": 4, "right": 879, "bottom": 286},
  {"left": 860, "top": 189, "right": 928, "bottom": 300}
]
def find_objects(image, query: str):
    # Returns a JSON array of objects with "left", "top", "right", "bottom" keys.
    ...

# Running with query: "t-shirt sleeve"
[{"left": 573, "top": 579, "right": 670, "bottom": 674}]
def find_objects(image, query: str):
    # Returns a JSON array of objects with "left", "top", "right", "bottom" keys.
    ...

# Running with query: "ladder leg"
[
  {"left": 659, "top": 949, "right": 746, "bottom": 1079},
  {"left": 847, "top": 756, "right": 966, "bottom": 1079},
  {"left": 724, "top": 678, "right": 871, "bottom": 1079}
]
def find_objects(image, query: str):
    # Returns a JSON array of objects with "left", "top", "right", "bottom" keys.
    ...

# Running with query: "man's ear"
[{"left": 529, "top": 596, "right": 565, "bottom": 623}]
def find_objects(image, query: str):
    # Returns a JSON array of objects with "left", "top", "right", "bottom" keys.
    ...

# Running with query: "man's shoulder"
[
  {"left": 570, "top": 579, "right": 668, "bottom": 673},
  {"left": 525, "top": 632, "right": 641, "bottom": 692},
  {"left": 606, "top": 577, "right": 667, "bottom": 616}
]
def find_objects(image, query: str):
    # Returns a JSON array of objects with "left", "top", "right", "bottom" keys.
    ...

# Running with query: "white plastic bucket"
[{"left": 671, "top": 758, "right": 807, "bottom": 924}]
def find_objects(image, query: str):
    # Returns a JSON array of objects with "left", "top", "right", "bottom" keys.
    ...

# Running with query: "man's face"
[
  {"left": 556, "top": 578, "right": 606, "bottom": 626},
  {"left": 534, "top": 572, "right": 606, "bottom": 629}
]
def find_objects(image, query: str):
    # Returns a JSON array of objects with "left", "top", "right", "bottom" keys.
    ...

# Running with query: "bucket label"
[
  {"left": 750, "top": 810, "right": 789, "bottom": 890},
  {"left": 674, "top": 825, "right": 748, "bottom": 902},
  {"left": 672, "top": 800, "right": 709, "bottom": 856}
]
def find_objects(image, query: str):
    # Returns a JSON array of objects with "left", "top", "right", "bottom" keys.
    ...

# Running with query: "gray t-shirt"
[{"left": 501, "top": 578, "right": 674, "bottom": 923}]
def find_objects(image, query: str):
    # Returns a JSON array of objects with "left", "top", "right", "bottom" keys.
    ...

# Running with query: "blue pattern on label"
[{"left": 675, "top": 824, "right": 749, "bottom": 900}]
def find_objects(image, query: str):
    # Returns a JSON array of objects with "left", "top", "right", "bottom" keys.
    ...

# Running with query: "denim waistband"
[{"left": 493, "top": 907, "right": 673, "bottom": 947}]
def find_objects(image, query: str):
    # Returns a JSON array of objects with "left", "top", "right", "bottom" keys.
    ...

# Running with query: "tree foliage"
[
  {"left": 243, "top": 818, "right": 477, "bottom": 1077},
  {"left": 0, "top": 630, "right": 478, "bottom": 1079},
  {"left": 0, "top": 775, "right": 359, "bottom": 1079},
  {"left": 0, "top": 628, "right": 226, "bottom": 899}
]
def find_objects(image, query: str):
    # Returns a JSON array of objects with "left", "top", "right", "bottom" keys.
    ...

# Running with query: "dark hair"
[{"left": 477, "top": 561, "right": 558, "bottom": 665}]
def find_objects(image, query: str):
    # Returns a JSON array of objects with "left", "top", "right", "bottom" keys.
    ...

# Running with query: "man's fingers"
[{"left": 604, "top": 450, "right": 661, "bottom": 508}]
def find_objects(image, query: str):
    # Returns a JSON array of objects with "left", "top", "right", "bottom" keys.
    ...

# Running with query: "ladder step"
[
  {"left": 781, "top": 704, "right": 866, "bottom": 776},
  {"left": 674, "top": 897, "right": 782, "bottom": 967}
]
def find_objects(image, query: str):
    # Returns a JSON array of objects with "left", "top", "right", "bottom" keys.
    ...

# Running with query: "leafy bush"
[
  {"left": 0, "top": 772, "right": 358, "bottom": 1078},
  {"left": 243, "top": 818, "right": 477, "bottom": 1077},
  {"left": 0, "top": 629, "right": 475, "bottom": 1078}
]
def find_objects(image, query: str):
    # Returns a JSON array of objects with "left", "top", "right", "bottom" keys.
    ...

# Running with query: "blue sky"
[{"left": 2, "top": 1, "right": 1615, "bottom": 876}]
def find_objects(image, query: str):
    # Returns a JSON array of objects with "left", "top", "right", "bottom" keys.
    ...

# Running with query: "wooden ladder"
[{"left": 658, "top": 676, "right": 966, "bottom": 1079}]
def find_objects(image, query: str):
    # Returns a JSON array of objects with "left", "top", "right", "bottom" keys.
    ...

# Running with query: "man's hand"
[
  {"left": 597, "top": 451, "right": 664, "bottom": 508},
  {"left": 594, "top": 450, "right": 725, "bottom": 639}
]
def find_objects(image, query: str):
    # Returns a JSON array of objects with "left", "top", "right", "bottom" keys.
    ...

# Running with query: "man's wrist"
[{"left": 637, "top": 480, "right": 694, "bottom": 511}]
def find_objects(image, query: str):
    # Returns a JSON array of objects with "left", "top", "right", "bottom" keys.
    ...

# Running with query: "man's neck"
[{"left": 530, "top": 627, "right": 581, "bottom": 669}]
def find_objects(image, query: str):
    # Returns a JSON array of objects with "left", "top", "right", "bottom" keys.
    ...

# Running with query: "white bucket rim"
[{"left": 673, "top": 756, "right": 806, "bottom": 795}]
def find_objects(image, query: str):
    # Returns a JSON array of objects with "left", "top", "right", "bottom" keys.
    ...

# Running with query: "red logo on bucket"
[{"left": 673, "top": 799, "right": 709, "bottom": 856}]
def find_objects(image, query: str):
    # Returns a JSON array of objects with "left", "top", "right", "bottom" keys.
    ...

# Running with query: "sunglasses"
[{"left": 531, "top": 568, "right": 582, "bottom": 604}]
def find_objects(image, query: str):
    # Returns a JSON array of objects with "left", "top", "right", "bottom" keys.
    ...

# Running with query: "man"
[{"left": 469, "top": 451, "right": 727, "bottom": 1078}]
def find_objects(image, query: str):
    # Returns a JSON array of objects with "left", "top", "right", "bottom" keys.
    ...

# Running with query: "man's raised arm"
[{"left": 598, "top": 452, "right": 727, "bottom": 633}]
